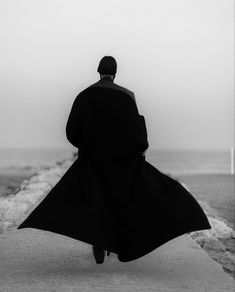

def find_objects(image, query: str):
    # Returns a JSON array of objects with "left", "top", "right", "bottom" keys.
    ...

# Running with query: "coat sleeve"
[
  {"left": 131, "top": 92, "right": 149, "bottom": 153},
  {"left": 127, "top": 92, "right": 149, "bottom": 154},
  {"left": 138, "top": 115, "right": 149, "bottom": 153},
  {"left": 65, "top": 96, "right": 83, "bottom": 148}
]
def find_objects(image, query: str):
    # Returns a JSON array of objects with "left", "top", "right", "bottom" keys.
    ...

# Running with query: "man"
[
  {"left": 66, "top": 56, "right": 148, "bottom": 159},
  {"left": 18, "top": 56, "right": 211, "bottom": 265},
  {"left": 65, "top": 56, "right": 149, "bottom": 263}
]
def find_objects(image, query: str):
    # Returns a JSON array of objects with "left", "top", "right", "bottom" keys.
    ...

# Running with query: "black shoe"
[{"left": 92, "top": 246, "right": 105, "bottom": 264}]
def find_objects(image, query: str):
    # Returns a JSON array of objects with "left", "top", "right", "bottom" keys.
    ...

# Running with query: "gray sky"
[{"left": 0, "top": 0, "right": 234, "bottom": 150}]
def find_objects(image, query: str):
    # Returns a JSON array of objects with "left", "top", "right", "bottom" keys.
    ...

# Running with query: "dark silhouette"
[{"left": 18, "top": 56, "right": 211, "bottom": 264}]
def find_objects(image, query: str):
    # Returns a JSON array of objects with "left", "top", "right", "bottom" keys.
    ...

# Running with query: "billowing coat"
[{"left": 18, "top": 78, "right": 211, "bottom": 262}]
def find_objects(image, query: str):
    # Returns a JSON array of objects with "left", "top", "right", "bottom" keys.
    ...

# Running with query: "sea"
[
  {"left": 0, "top": 148, "right": 74, "bottom": 173},
  {"left": 0, "top": 148, "right": 233, "bottom": 175},
  {"left": 146, "top": 148, "right": 233, "bottom": 175}
]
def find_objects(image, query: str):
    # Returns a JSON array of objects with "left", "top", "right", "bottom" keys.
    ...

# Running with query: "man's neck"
[{"left": 100, "top": 75, "right": 114, "bottom": 82}]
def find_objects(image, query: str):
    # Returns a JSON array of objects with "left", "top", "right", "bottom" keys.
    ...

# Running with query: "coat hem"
[{"left": 117, "top": 224, "right": 212, "bottom": 262}]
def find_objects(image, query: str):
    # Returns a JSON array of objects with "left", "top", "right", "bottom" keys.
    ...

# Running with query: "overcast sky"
[{"left": 0, "top": 0, "right": 234, "bottom": 150}]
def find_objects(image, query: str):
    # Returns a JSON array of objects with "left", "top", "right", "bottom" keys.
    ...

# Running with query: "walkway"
[{"left": 0, "top": 229, "right": 233, "bottom": 291}]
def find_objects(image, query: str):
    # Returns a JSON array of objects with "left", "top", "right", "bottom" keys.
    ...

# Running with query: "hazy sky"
[{"left": 0, "top": 0, "right": 234, "bottom": 150}]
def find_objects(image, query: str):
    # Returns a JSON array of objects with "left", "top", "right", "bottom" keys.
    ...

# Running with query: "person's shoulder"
[
  {"left": 88, "top": 80, "right": 134, "bottom": 96},
  {"left": 113, "top": 83, "right": 134, "bottom": 96},
  {"left": 72, "top": 87, "right": 90, "bottom": 106},
  {"left": 113, "top": 83, "right": 136, "bottom": 103},
  {"left": 75, "top": 81, "right": 136, "bottom": 103},
  {"left": 76, "top": 82, "right": 97, "bottom": 97}
]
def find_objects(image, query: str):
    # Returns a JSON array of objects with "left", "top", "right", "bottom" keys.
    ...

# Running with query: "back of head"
[{"left": 97, "top": 56, "right": 117, "bottom": 75}]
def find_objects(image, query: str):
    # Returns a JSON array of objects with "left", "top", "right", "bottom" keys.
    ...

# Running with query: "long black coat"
[{"left": 18, "top": 79, "right": 211, "bottom": 262}]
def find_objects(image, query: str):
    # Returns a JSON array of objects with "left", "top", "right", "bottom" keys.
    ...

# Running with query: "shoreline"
[
  {"left": 0, "top": 169, "right": 37, "bottom": 198},
  {"left": 175, "top": 172, "right": 234, "bottom": 229},
  {"left": 175, "top": 173, "right": 235, "bottom": 278}
]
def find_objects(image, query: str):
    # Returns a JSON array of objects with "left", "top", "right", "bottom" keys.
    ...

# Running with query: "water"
[
  {"left": 0, "top": 148, "right": 231, "bottom": 175},
  {"left": 0, "top": 148, "right": 74, "bottom": 173},
  {"left": 146, "top": 149, "right": 232, "bottom": 175}
]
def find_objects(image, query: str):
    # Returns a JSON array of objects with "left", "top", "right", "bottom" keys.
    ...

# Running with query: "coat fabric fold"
[{"left": 18, "top": 79, "right": 211, "bottom": 262}]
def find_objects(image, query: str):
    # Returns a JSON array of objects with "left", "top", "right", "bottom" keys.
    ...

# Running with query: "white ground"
[{"left": 0, "top": 230, "right": 234, "bottom": 292}]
